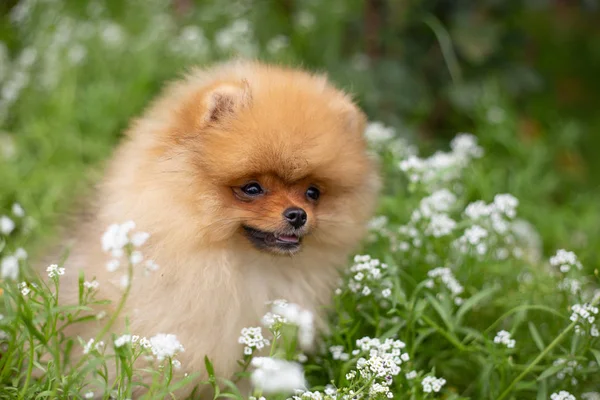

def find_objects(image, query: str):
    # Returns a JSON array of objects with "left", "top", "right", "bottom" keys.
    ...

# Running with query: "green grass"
[{"left": 1, "top": 0, "right": 599, "bottom": 399}]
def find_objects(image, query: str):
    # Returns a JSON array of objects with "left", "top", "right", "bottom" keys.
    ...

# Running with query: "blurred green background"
[{"left": 0, "top": 0, "right": 599, "bottom": 266}]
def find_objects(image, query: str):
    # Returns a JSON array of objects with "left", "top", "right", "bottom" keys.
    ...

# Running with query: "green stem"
[
  {"left": 496, "top": 321, "right": 576, "bottom": 400},
  {"left": 68, "top": 259, "right": 134, "bottom": 386},
  {"left": 421, "top": 315, "right": 467, "bottom": 352},
  {"left": 18, "top": 335, "right": 35, "bottom": 400}
]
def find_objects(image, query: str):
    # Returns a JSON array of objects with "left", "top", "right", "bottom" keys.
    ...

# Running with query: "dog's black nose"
[{"left": 283, "top": 207, "right": 307, "bottom": 229}]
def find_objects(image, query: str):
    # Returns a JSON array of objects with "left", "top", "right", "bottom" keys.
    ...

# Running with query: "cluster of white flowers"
[
  {"left": 238, "top": 327, "right": 270, "bottom": 356},
  {"left": 291, "top": 385, "right": 338, "bottom": 400},
  {"left": 493, "top": 330, "right": 516, "bottom": 348},
  {"left": 454, "top": 194, "right": 521, "bottom": 259},
  {"left": 82, "top": 338, "right": 105, "bottom": 355},
  {"left": 425, "top": 267, "right": 464, "bottom": 305},
  {"left": 84, "top": 280, "right": 99, "bottom": 290},
  {"left": 46, "top": 264, "right": 65, "bottom": 278},
  {"left": 558, "top": 278, "right": 582, "bottom": 295},
  {"left": 400, "top": 189, "right": 458, "bottom": 239},
  {"left": 346, "top": 337, "right": 409, "bottom": 393},
  {"left": 270, "top": 300, "right": 315, "bottom": 350},
  {"left": 346, "top": 255, "right": 392, "bottom": 299},
  {"left": 551, "top": 391, "right": 577, "bottom": 400},
  {"left": 551, "top": 249, "right": 583, "bottom": 273},
  {"left": 0, "top": 204, "right": 27, "bottom": 280},
  {"left": 330, "top": 345, "right": 350, "bottom": 361},
  {"left": 569, "top": 304, "right": 599, "bottom": 337},
  {"left": 1, "top": 247, "right": 27, "bottom": 280},
  {"left": 250, "top": 357, "right": 306, "bottom": 394},
  {"left": 112, "top": 332, "right": 183, "bottom": 365},
  {"left": 398, "top": 133, "right": 483, "bottom": 189},
  {"left": 18, "top": 281, "right": 31, "bottom": 296},
  {"left": 149, "top": 333, "right": 185, "bottom": 361},
  {"left": 553, "top": 358, "right": 583, "bottom": 385},
  {"left": 364, "top": 122, "right": 395, "bottom": 144},
  {"left": 421, "top": 375, "right": 447, "bottom": 393},
  {"left": 582, "top": 393, "right": 600, "bottom": 400},
  {"left": 101, "top": 221, "right": 158, "bottom": 287}
]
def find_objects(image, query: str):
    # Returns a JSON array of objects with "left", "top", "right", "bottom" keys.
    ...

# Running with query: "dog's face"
[{"left": 166, "top": 65, "right": 380, "bottom": 256}]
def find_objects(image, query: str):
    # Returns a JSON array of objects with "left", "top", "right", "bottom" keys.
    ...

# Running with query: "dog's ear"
[{"left": 201, "top": 80, "right": 252, "bottom": 125}]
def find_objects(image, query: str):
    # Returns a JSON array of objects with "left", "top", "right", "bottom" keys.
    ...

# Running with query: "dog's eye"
[
  {"left": 306, "top": 186, "right": 320, "bottom": 201},
  {"left": 241, "top": 182, "right": 264, "bottom": 196}
]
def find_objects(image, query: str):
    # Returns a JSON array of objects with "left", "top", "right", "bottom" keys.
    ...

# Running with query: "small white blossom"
[
  {"left": 330, "top": 345, "right": 349, "bottom": 361},
  {"left": 84, "top": 392, "right": 94, "bottom": 399},
  {"left": 551, "top": 391, "right": 576, "bottom": 400},
  {"left": 83, "top": 338, "right": 104, "bottom": 354},
  {"left": 427, "top": 267, "right": 464, "bottom": 297},
  {"left": 550, "top": 249, "right": 583, "bottom": 273},
  {"left": 46, "top": 264, "right": 65, "bottom": 278},
  {"left": 14, "top": 248, "right": 27, "bottom": 260},
  {"left": 570, "top": 304, "right": 599, "bottom": 336},
  {"left": 12, "top": 203, "right": 25, "bottom": 217},
  {"left": 238, "top": 326, "right": 270, "bottom": 355},
  {"left": 149, "top": 333, "right": 185, "bottom": 361},
  {"left": 364, "top": 122, "right": 394, "bottom": 144},
  {"left": 84, "top": 280, "right": 99, "bottom": 290},
  {"left": 493, "top": 330, "right": 516, "bottom": 348},
  {"left": 0, "top": 216, "right": 15, "bottom": 235},
  {"left": 421, "top": 375, "right": 447, "bottom": 393},
  {"left": 406, "top": 370, "right": 417, "bottom": 379},
  {"left": 18, "top": 281, "right": 30, "bottom": 296},
  {"left": 106, "top": 259, "right": 120, "bottom": 272},
  {"left": 250, "top": 357, "right": 306, "bottom": 394},
  {"left": 1, "top": 256, "right": 19, "bottom": 280},
  {"left": 114, "top": 334, "right": 132, "bottom": 348},
  {"left": 271, "top": 301, "right": 315, "bottom": 350}
]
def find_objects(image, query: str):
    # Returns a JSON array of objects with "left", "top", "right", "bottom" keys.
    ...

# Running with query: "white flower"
[
  {"left": 493, "top": 194, "right": 519, "bottom": 218},
  {"left": 131, "top": 231, "right": 150, "bottom": 247},
  {"left": 551, "top": 391, "right": 576, "bottom": 400},
  {"left": 1, "top": 256, "right": 19, "bottom": 280},
  {"left": 450, "top": 133, "right": 483, "bottom": 158},
  {"left": 102, "top": 221, "right": 135, "bottom": 254},
  {"left": 84, "top": 392, "right": 94, "bottom": 399},
  {"left": 149, "top": 333, "right": 185, "bottom": 361},
  {"left": 550, "top": 249, "right": 583, "bottom": 273},
  {"left": 271, "top": 301, "right": 315, "bottom": 350},
  {"left": 582, "top": 393, "right": 600, "bottom": 400},
  {"left": 119, "top": 275, "right": 129, "bottom": 289},
  {"left": 46, "top": 264, "right": 65, "bottom": 278},
  {"left": 12, "top": 203, "right": 25, "bottom": 217},
  {"left": 427, "top": 267, "right": 464, "bottom": 297},
  {"left": 0, "top": 216, "right": 15, "bottom": 235},
  {"left": 129, "top": 251, "right": 143, "bottom": 265},
  {"left": 250, "top": 357, "right": 306, "bottom": 394},
  {"left": 493, "top": 330, "right": 516, "bottom": 348},
  {"left": 84, "top": 280, "right": 99, "bottom": 290},
  {"left": 114, "top": 334, "right": 132, "bottom": 348},
  {"left": 364, "top": 122, "right": 394, "bottom": 144},
  {"left": 381, "top": 288, "right": 392, "bottom": 298},
  {"left": 83, "top": 338, "right": 104, "bottom": 354},
  {"left": 239, "top": 326, "right": 270, "bottom": 355},
  {"left": 406, "top": 370, "right": 417, "bottom": 379},
  {"left": 570, "top": 303, "right": 599, "bottom": 336},
  {"left": 18, "top": 281, "right": 30, "bottom": 296},
  {"left": 421, "top": 375, "right": 447, "bottom": 393},
  {"left": 330, "top": 345, "right": 349, "bottom": 361},
  {"left": 14, "top": 248, "right": 27, "bottom": 260},
  {"left": 106, "top": 259, "right": 120, "bottom": 272}
]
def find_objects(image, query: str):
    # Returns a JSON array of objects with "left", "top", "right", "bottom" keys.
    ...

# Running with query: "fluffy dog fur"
[{"left": 58, "top": 60, "right": 380, "bottom": 395}]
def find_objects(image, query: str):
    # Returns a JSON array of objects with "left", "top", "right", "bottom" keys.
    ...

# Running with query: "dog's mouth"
[{"left": 242, "top": 226, "right": 304, "bottom": 254}]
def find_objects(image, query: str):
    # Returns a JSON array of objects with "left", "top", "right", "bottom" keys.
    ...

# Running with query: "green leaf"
[
  {"left": 425, "top": 293, "right": 455, "bottom": 332},
  {"left": 589, "top": 348, "right": 600, "bottom": 366},
  {"left": 536, "top": 379, "right": 548, "bottom": 400},
  {"left": 528, "top": 322, "right": 545, "bottom": 352}
]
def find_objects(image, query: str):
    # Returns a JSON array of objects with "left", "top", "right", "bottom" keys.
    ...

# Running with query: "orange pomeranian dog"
[{"left": 57, "top": 60, "right": 380, "bottom": 395}]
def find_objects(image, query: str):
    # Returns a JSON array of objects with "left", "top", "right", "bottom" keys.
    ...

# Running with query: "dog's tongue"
[{"left": 277, "top": 234, "right": 299, "bottom": 243}]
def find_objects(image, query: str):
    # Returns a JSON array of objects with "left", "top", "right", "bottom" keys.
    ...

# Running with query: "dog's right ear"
[{"left": 200, "top": 80, "right": 252, "bottom": 125}]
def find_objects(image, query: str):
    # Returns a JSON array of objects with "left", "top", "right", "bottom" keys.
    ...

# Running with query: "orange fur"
[{"left": 58, "top": 60, "right": 380, "bottom": 396}]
